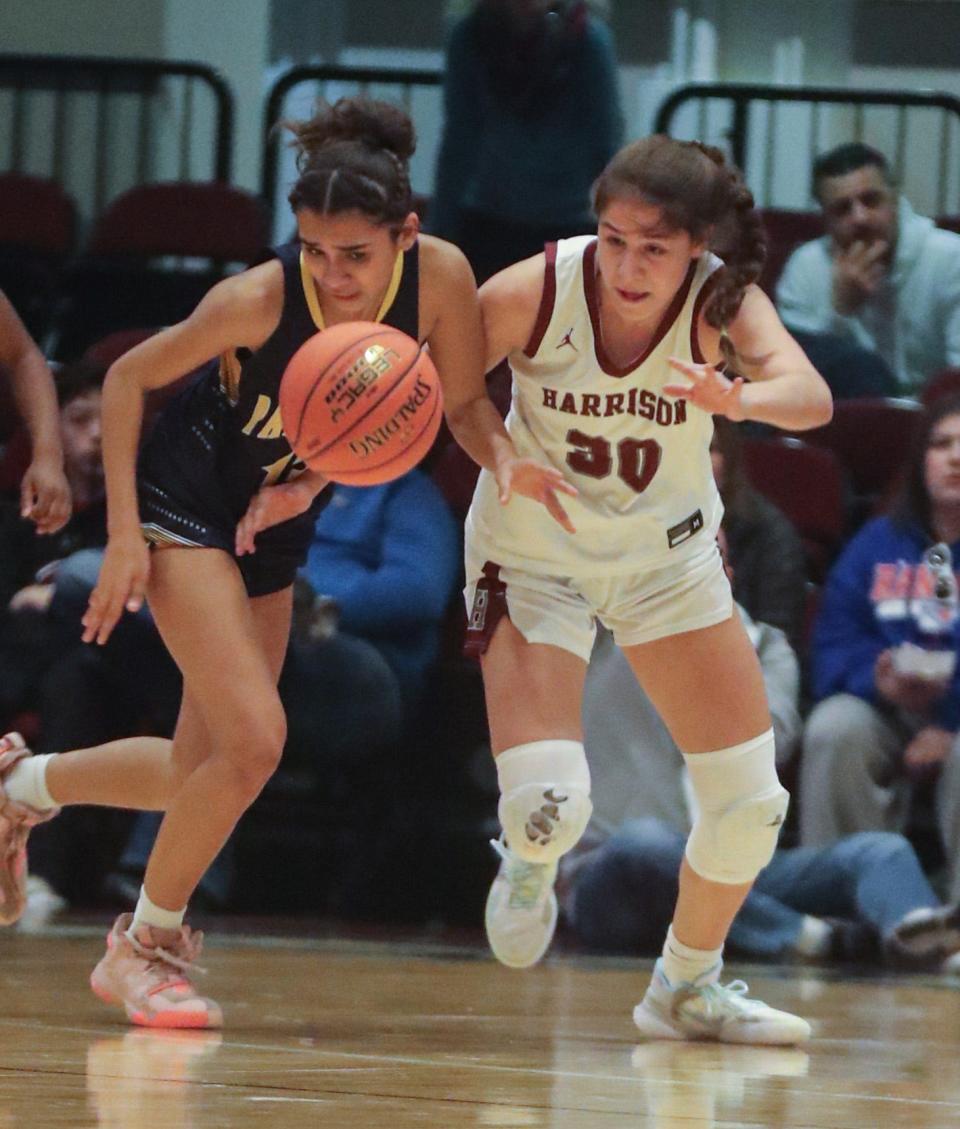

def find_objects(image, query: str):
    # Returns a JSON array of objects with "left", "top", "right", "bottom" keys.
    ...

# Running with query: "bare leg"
[
  {"left": 138, "top": 548, "right": 291, "bottom": 912},
  {"left": 622, "top": 614, "right": 772, "bottom": 949},
  {"left": 480, "top": 616, "right": 586, "bottom": 754},
  {"left": 46, "top": 737, "right": 175, "bottom": 810}
]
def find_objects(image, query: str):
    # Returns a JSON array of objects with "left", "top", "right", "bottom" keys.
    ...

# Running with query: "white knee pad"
[
  {"left": 496, "top": 740, "right": 592, "bottom": 864},
  {"left": 683, "top": 729, "right": 788, "bottom": 885}
]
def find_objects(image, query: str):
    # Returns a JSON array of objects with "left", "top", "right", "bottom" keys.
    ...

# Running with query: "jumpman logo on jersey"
[{"left": 556, "top": 327, "right": 578, "bottom": 351}]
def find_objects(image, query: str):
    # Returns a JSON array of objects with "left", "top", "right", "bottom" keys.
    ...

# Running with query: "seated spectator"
[
  {"left": 777, "top": 142, "right": 960, "bottom": 398},
  {"left": 429, "top": 0, "right": 623, "bottom": 282},
  {"left": 712, "top": 417, "right": 806, "bottom": 650},
  {"left": 291, "top": 467, "right": 462, "bottom": 732},
  {"left": 799, "top": 394, "right": 960, "bottom": 901}
]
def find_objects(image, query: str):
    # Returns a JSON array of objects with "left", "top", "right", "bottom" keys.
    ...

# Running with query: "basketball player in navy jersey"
[
  {"left": 466, "top": 136, "right": 832, "bottom": 1044},
  {"left": 0, "top": 98, "right": 571, "bottom": 1028}
]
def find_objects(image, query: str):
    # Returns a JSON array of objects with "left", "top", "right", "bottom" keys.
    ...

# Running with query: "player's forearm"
[
  {"left": 100, "top": 366, "right": 147, "bottom": 536},
  {"left": 446, "top": 393, "right": 517, "bottom": 473},
  {"left": 9, "top": 351, "right": 63, "bottom": 459},
  {"left": 738, "top": 372, "right": 833, "bottom": 431}
]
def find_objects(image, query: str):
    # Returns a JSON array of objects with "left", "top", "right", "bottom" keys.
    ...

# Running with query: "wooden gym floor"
[{"left": 1, "top": 923, "right": 959, "bottom": 1128}]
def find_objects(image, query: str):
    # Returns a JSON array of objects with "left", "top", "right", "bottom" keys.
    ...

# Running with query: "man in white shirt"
[{"left": 777, "top": 142, "right": 960, "bottom": 396}]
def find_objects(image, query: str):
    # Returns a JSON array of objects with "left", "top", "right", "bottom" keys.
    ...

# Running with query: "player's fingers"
[
  {"left": 19, "top": 478, "right": 35, "bottom": 520},
  {"left": 81, "top": 589, "right": 105, "bottom": 643},
  {"left": 545, "top": 491, "right": 576, "bottom": 534},
  {"left": 662, "top": 381, "right": 694, "bottom": 399},
  {"left": 94, "top": 581, "right": 134, "bottom": 644},
  {"left": 235, "top": 512, "right": 259, "bottom": 556},
  {"left": 551, "top": 475, "right": 579, "bottom": 498},
  {"left": 666, "top": 356, "right": 703, "bottom": 379},
  {"left": 497, "top": 471, "right": 512, "bottom": 505},
  {"left": 125, "top": 575, "right": 147, "bottom": 614}
]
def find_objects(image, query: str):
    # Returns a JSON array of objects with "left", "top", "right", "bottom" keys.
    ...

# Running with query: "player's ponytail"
[{"left": 284, "top": 97, "right": 415, "bottom": 228}]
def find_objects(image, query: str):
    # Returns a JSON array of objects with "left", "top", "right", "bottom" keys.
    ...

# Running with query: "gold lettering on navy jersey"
[
  {"left": 541, "top": 386, "right": 687, "bottom": 426},
  {"left": 327, "top": 345, "right": 401, "bottom": 425},
  {"left": 242, "top": 394, "right": 272, "bottom": 436},
  {"left": 261, "top": 451, "right": 306, "bottom": 486},
  {"left": 241, "top": 397, "right": 287, "bottom": 441},
  {"left": 257, "top": 406, "right": 285, "bottom": 440}
]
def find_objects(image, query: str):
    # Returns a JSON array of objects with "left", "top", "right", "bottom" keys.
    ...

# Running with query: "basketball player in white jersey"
[{"left": 465, "top": 136, "right": 832, "bottom": 1044}]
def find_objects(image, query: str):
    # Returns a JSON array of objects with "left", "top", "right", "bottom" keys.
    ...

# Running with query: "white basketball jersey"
[{"left": 466, "top": 236, "right": 725, "bottom": 576}]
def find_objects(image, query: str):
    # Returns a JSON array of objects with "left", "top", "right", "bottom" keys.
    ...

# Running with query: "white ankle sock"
[
  {"left": 129, "top": 886, "right": 186, "bottom": 937},
  {"left": 660, "top": 924, "right": 723, "bottom": 987},
  {"left": 3, "top": 754, "right": 57, "bottom": 811},
  {"left": 793, "top": 914, "right": 832, "bottom": 957}
]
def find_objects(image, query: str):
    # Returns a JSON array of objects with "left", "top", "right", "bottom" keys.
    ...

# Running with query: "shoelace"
[
  {"left": 127, "top": 928, "right": 208, "bottom": 979},
  {"left": 490, "top": 838, "right": 549, "bottom": 910},
  {"left": 684, "top": 979, "right": 757, "bottom": 1021}
]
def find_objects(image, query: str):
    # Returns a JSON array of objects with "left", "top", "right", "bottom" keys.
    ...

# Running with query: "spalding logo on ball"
[{"left": 279, "top": 321, "right": 443, "bottom": 486}]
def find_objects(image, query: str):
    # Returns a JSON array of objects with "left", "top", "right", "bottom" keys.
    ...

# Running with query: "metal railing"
[
  {"left": 262, "top": 63, "right": 443, "bottom": 236},
  {"left": 654, "top": 83, "right": 960, "bottom": 214},
  {"left": 0, "top": 54, "right": 234, "bottom": 220}
]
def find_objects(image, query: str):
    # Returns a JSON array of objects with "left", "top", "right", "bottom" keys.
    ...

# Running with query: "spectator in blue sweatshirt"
[
  {"left": 293, "top": 467, "right": 461, "bottom": 727},
  {"left": 799, "top": 394, "right": 960, "bottom": 899}
]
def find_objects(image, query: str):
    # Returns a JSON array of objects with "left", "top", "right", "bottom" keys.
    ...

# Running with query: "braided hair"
[
  {"left": 284, "top": 98, "right": 415, "bottom": 230},
  {"left": 591, "top": 135, "right": 766, "bottom": 370}
]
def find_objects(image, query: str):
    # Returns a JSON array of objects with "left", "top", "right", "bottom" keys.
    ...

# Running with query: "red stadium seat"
[
  {"left": 921, "top": 367, "right": 960, "bottom": 407},
  {"left": 742, "top": 435, "right": 845, "bottom": 582},
  {"left": 86, "top": 181, "right": 269, "bottom": 263},
  {"left": 0, "top": 172, "right": 78, "bottom": 340},
  {"left": 49, "top": 181, "right": 271, "bottom": 361},
  {"left": 798, "top": 396, "right": 922, "bottom": 514}
]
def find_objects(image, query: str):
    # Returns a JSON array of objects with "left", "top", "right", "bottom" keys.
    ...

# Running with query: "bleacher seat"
[
  {"left": 48, "top": 181, "right": 271, "bottom": 360},
  {"left": 0, "top": 172, "right": 78, "bottom": 341},
  {"left": 921, "top": 367, "right": 960, "bottom": 407},
  {"left": 799, "top": 396, "right": 922, "bottom": 517},
  {"left": 742, "top": 435, "right": 845, "bottom": 583}
]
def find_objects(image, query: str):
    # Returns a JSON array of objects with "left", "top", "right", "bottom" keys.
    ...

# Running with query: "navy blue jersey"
[{"left": 137, "top": 240, "right": 421, "bottom": 596}]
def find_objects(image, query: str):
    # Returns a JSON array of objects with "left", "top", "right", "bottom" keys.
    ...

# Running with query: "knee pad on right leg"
[
  {"left": 496, "top": 740, "right": 592, "bottom": 864},
  {"left": 683, "top": 730, "right": 788, "bottom": 885}
]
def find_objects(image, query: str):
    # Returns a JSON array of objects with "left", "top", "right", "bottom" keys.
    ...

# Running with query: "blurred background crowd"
[{"left": 4, "top": 0, "right": 960, "bottom": 973}]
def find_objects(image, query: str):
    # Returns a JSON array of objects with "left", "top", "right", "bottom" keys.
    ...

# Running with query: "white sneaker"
[
  {"left": 633, "top": 959, "right": 811, "bottom": 1045},
  {"left": 484, "top": 838, "right": 558, "bottom": 969},
  {"left": 17, "top": 874, "right": 67, "bottom": 933},
  {"left": 885, "top": 902, "right": 960, "bottom": 971}
]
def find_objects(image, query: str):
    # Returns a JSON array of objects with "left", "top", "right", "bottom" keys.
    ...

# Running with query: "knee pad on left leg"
[
  {"left": 683, "top": 729, "right": 788, "bottom": 885},
  {"left": 496, "top": 740, "right": 592, "bottom": 864}
]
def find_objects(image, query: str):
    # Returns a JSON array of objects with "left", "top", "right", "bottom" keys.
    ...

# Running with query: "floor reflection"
[
  {"left": 627, "top": 1042, "right": 809, "bottom": 1127},
  {"left": 86, "top": 1029, "right": 223, "bottom": 1129}
]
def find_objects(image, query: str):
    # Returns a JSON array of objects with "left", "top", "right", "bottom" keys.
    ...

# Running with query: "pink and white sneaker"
[
  {"left": 90, "top": 913, "right": 223, "bottom": 1029},
  {"left": 0, "top": 732, "right": 59, "bottom": 925}
]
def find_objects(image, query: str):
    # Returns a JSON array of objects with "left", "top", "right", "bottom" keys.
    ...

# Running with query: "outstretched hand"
[
  {"left": 235, "top": 480, "right": 319, "bottom": 556},
  {"left": 664, "top": 357, "right": 745, "bottom": 420},
  {"left": 82, "top": 532, "right": 150, "bottom": 646},
  {"left": 496, "top": 456, "right": 578, "bottom": 534}
]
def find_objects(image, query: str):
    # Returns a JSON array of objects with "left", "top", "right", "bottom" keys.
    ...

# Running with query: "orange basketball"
[{"left": 280, "top": 322, "right": 443, "bottom": 486}]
